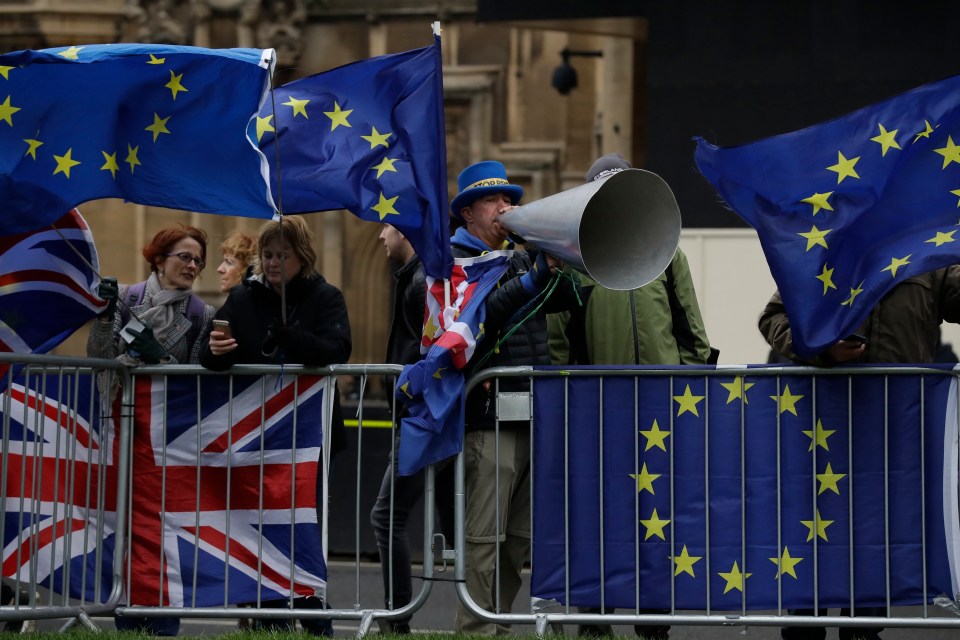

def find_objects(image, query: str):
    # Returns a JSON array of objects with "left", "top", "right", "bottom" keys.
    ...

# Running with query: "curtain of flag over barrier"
[
  {"left": 531, "top": 367, "right": 960, "bottom": 610},
  {"left": 0, "top": 44, "right": 276, "bottom": 236},
  {"left": 695, "top": 74, "right": 960, "bottom": 358},
  {"left": 257, "top": 35, "right": 452, "bottom": 280}
]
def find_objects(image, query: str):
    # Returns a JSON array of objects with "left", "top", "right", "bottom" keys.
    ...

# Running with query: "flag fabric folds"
[
  {"left": 258, "top": 35, "right": 452, "bottom": 280},
  {"left": 694, "top": 74, "right": 960, "bottom": 358},
  {"left": 0, "top": 44, "right": 276, "bottom": 236},
  {"left": 0, "top": 209, "right": 106, "bottom": 383},
  {"left": 531, "top": 366, "right": 960, "bottom": 610},
  {"left": 396, "top": 252, "right": 511, "bottom": 476}
]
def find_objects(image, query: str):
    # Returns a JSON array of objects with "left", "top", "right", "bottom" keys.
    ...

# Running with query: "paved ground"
[{"left": 18, "top": 560, "right": 960, "bottom": 637}]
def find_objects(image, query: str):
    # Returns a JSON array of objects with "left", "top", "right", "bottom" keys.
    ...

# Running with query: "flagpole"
[{"left": 264, "top": 49, "right": 288, "bottom": 326}]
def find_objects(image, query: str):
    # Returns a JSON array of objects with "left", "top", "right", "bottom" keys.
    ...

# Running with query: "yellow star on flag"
[
  {"left": 147, "top": 54, "right": 165, "bottom": 65},
  {"left": 934, "top": 135, "right": 960, "bottom": 169},
  {"left": 629, "top": 463, "right": 660, "bottom": 495},
  {"left": 422, "top": 313, "right": 439, "bottom": 341},
  {"left": 52, "top": 148, "right": 80, "bottom": 178},
  {"left": 826, "top": 151, "right": 860, "bottom": 183},
  {"left": 769, "top": 546, "right": 803, "bottom": 580},
  {"left": 361, "top": 126, "right": 392, "bottom": 149},
  {"left": 673, "top": 545, "right": 702, "bottom": 577},
  {"left": 840, "top": 282, "right": 864, "bottom": 307},
  {"left": 58, "top": 46, "right": 83, "bottom": 60},
  {"left": 639, "top": 508, "right": 670, "bottom": 540},
  {"left": 372, "top": 156, "right": 398, "bottom": 179},
  {"left": 0, "top": 65, "right": 13, "bottom": 79},
  {"left": 770, "top": 384, "right": 804, "bottom": 416},
  {"left": 798, "top": 225, "right": 831, "bottom": 251},
  {"left": 640, "top": 419, "right": 670, "bottom": 452},
  {"left": 324, "top": 101, "right": 352, "bottom": 131},
  {"left": 914, "top": 120, "right": 935, "bottom": 142},
  {"left": 718, "top": 561, "right": 751, "bottom": 594},
  {"left": 0, "top": 95, "right": 21, "bottom": 126},
  {"left": 165, "top": 70, "right": 188, "bottom": 100},
  {"left": 815, "top": 263, "right": 836, "bottom": 295},
  {"left": 719, "top": 376, "right": 754, "bottom": 405},
  {"left": 952, "top": 190, "right": 960, "bottom": 207},
  {"left": 399, "top": 381, "right": 412, "bottom": 399},
  {"left": 145, "top": 113, "right": 171, "bottom": 142},
  {"left": 801, "top": 191, "right": 834, "bottom": 215},
  {"left": 372, "top": 192, "right": 400, "bottom": 220},
  {"left": 432, "top": 367, "right": 446, "bottom": 379},
  {"left": 927, "top": 230, "right": 956, "bottom": 246},
  {"left": 673, "top": 385, "right": 705, "bottom": 417},
  {"left": 255, "top": 115, "right": 275, "bottom": 143},
  {"left": 282, "top": 95, "right": 310, "bottom": 118},
  {"left": 870, "top": 123, "right": 901, "bottom": 156},
  {"left": 100, "top": 150, "right": 119, "bottom": 179},
  {"left": 817, "top": 462, "right": 846, "bottom": 495},
  {"left": 477, "top": 322, "right": 485, "bottom": 340},
  {"left": 23, "top": 136, "right": 43, "bottom": 159},
  {"left": 125, "top": 144, "right": 141, "bottom": 173},
  {"left": 881, "top": 255, "right": 911, "bottom": 278},
  {"left": 801, "top": 509, "right": 834, "bottom": 542},
  {"left": 802, "top": 418, "right": 836, "bottom": 452}
]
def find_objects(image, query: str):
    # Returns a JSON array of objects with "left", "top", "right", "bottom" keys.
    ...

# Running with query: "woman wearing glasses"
[{"left": 87, "top": 224, "right": 215, "bottom": 367}]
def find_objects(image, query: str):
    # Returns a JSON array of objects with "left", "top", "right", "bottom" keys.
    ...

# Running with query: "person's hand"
[
  {"left": 97, "top": 277, "right": 119, "bottom": 318},
  {"left": 520, "top": 250, "right": 558, "bottom": 291},
  {"left": 261, "top": 322, "right": 301, "bottom": 357},
  {"left": 208, "top": 329, "right": 237, "bottom": 356},
  {"left": 127, "top": 326, "right": 166, "bottom": 364},
  {"left": 545, "top": 253, "right": 564, "bottom": 275},
  {"left": 826, "top": 338, "right": 866, "bottom": 363}
]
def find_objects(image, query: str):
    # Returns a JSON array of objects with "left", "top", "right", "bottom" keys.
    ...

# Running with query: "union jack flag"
[
  {"left": 126, "top": 373, "right": 330, "bottom": 607},
  {"left": 1, "top": 371, "right": 117, "bottom": 604},
  {"left": 0, "top": 209, "right": 106, "bottom": 383}
]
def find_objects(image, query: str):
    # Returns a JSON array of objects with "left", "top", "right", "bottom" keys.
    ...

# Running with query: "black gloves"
[
  {"left": 261, "top": 322, "right": 299, "bottom": 357},
  {"left": 127, "top": 327, "right": 167, "bottom": 364},
  {"left": 97, "top": 277, "right": 119, "bottom": 318}
]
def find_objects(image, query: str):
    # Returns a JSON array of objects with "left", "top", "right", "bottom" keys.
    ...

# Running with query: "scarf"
[{"left": 136, "top": 272, "right": 193, "bottom": 345}]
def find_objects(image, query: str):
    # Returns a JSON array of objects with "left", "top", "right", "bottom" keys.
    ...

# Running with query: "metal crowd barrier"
[{"left": 455, "top": 365, "right": 960, "bottom": 637}]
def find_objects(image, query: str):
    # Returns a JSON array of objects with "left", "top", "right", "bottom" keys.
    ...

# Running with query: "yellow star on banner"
[
  {"left": 881, "top": 255, "right": 911, "bottom": 278},
  {"left": 372, "top": 192, "right": 400, "bottom": 220},
  {"left": 399, "top": 381, "right": 412, "bottom": 399},
  {"left": 0, "top": 95, "right": 21, "bottom": 126},
  {"left": 422, "top": 313, "right": 439, "bottom": 341},
  {"left": 145, "top": 113, "right": 171, "bottom": 142},
  {"left": 718, "top": 561, "right": 751, "bottom": 594},
  {"left": 719, "top": 376, "right": 754, "bottom": 404},
  {"left": 801, "top": 191, "right": 834, "bottom": 215},
  {"left": 927, "top": 230, "right": 957, "bottom": 246},
  {"left": 629, "top": 463, "right": 660, "bottom": 495},
  {"left": 147, "top": 54, "right": 165, "bottom": 65},
  {"left": 165, "top": 70, "right": 188, "bottom": 100},
  {"left": 801, "top": 509, "right": 834, "bottom": 542},
  {"left": 840, "top": 282, "right": 864, "bottom": 307},
  {"left": 255, "top": 115, "right": 275, "bottom": 143},
  {"left": 52, "top": 148, "right": 80, "bottom": 178},
  {"left": 125, "top": 144, "right": 141, "bottom": 173},
  {"left": 815, "top": 263, "right": 836, "bottom": 295},
  {"left": 870, "top": 123, "right": 901, "bottom": 156},
  {"left": 798, "top": 225, "right": 831, "bottom": 251},
  {"left": 673, "top": 385, "right": 705, "bottom": 417},
  {"left": 282, "top": 95, "right": 310, "bottom": 118},
  {"left": 826, "top": 151, "right": 860, "bottom": 183},
  {"left": 324, "top": 101, "right": 352, "bottom": 131},
  {"left": 640, "top": 419, "right": 670, "bottom": 452},
  {"left": 770, "top": 384, "right": 804, "bottom": 416},
  {"left": 802, "top": 418, "right": 836, "bottom": 452},
  {"left": 432, "top": 367, "right": 446, "bottom": 379},
  {"left": 639, "top": 508, "right": 670, "bottom": 541},
  {"left": 58, "top": 46, "right": 83, "bottom": 60},
  {"left": 361, "top": 126, "right": 392, "bottom": 149},
  {"left": 769, "top": 546, "right": 803, "bottom": 580},
  {"left": 0, "top": 65, "right": 12, "bottom": 79},
  {"left": 914, "top": 120, "right": 935, "bottom": 142},
  {"left": 934, "top": 135, "right": 960, "bottom": 169},
  {"left": 673, "top": 545, "right": 702, "bottom": 577},
  {"left": 100, "top": 151, "right": 119, "bottom": 179},
  {"left": 817, "top": 462, "right": 846, "bottom": 495},
  {"left": 23, "top": 136, "right": 43, "bottom": 159},
  {"left": 372, "top": 156, "right": 398, "bottom": 179}
]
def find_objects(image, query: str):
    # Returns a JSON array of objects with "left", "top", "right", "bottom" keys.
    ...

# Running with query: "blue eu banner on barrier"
[{"left": 531, "top": 366, "right": 960, "bottom": 610}]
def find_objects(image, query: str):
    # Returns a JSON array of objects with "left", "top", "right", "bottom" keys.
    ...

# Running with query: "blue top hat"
[{"left": 450, "top": 160, "right": 524, "bottom": 219}]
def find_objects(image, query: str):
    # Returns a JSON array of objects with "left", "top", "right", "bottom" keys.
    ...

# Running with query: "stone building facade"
[{"left": 0, "top": 1, "right": 647, "bottom": 365}]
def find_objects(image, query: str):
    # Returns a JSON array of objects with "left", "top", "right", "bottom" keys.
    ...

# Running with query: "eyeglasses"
[{"left": 164, "top": 252, "right": 205, "bottom": 269}]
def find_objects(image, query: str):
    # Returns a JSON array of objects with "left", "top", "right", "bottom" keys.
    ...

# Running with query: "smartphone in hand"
[{"left": 212, "top": 319, "right": 232, "bottom": 340}]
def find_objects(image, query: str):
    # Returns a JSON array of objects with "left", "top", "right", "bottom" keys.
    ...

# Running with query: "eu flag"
[
  {"left": 694, "top": 74, "right": 960, "bottom": 358},
  {"left": 0, "top": 44, "right": 277, "bottom": 236},
  {"left": 531, "top": 367, "right": 960, "bottom": 610},
  {"left": 257, "top": 35, "right": 452, "bottom": 280}
]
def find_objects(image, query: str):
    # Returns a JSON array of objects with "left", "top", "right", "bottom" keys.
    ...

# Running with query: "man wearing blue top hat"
[{"left": 450, "top": 160, "right": 580, "bottom": 634}]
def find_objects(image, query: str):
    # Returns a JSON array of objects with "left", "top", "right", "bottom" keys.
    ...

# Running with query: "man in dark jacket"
[{"left": 448, "top": 161, "right": 579, "bottom": 634}]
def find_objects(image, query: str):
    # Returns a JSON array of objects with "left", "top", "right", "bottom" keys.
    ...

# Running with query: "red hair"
[{"left": 142, "top": 225, "right": 209, "bottom": 273}]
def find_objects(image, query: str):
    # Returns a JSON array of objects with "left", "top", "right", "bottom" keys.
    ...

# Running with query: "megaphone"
[{"left": 498, "top": 168, "right": 681, "bottom": 291}]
